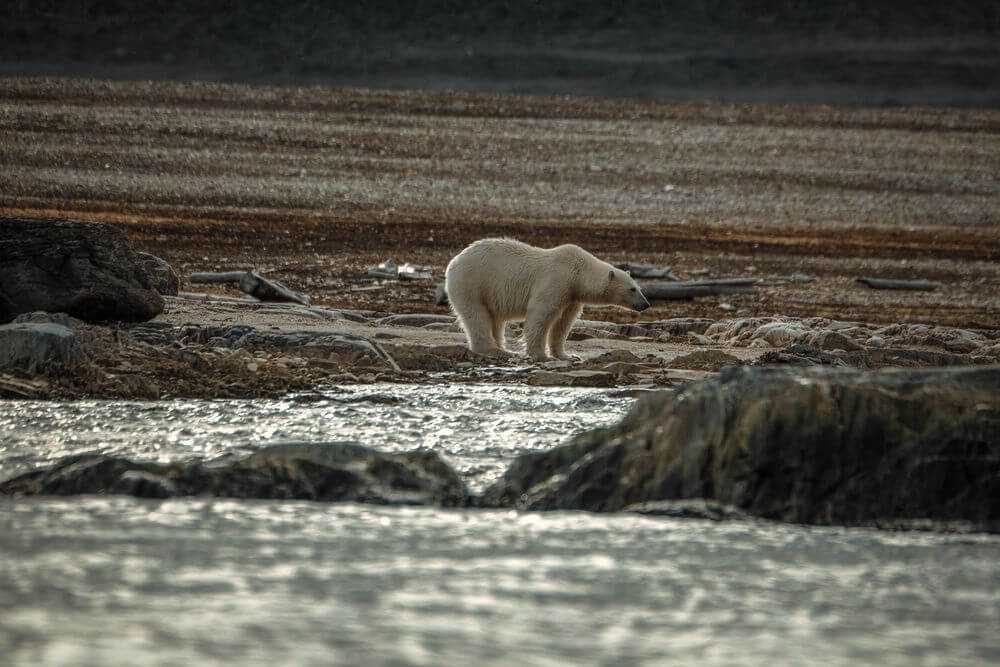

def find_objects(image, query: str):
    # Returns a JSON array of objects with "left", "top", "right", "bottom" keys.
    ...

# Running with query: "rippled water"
[
  {"left": 1, "top": 384, "right": 998, "bottom": 666},
  {"left": 0, "top": 383, "right": 623, "bottom": 490}
]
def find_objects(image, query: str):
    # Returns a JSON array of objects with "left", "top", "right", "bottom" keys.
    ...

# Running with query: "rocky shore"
[
  {"left": 4, "top": 294, "right": 999, "bottom": 400},
  {"left": 2, "top": 216, "right": 999, "bottom": 533},
  {"left": 4, "top": 366, "right": 998, "bottom": 533},
  {"left": 2, "top": 216, "right": 997, "bottom": 398}
]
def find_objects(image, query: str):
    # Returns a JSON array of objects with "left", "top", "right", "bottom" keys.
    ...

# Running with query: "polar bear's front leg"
[
  {"left": 549, "top": 303, "right": 583, "bottom": 361},
  {"left": 523, "top": 298, "right": 561, "bottom": 361}
]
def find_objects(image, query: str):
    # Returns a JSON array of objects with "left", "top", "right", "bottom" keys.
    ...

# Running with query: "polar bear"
[{"left": 445, "top": 238, "right": 650, "bottom": 361}]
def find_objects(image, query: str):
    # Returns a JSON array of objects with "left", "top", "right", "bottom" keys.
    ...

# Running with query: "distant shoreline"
[{"left": 3, "top": 1, "right": 998, "bottom": 108}]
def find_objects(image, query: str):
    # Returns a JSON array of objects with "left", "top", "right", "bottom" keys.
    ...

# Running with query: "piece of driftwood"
[
  {"left": 189, "top": 271, "right": 311, "bottom": 305},
  {"left": 615, "top": 262, "right": 676, "bottom": 280},
  {"left": 398, "top": 263, "right": 433, "bottom": 281},
  {"left": 367, "top": 258, "right": 433, "bottom": 281},
  {"left": 367, "top": 259, "right": 399, "bottom": 279},
  {"left": 856, "top": 277, "right": 939, "bottom": 291},
  {"left": 642, "top": 279, "right": 757, "bottom": 302},
  {"left": 189, "top": 271, "right": 248, "bottom": 284},
  {"left": 239, "top": 271, "right": 311, "bottom": 305}
]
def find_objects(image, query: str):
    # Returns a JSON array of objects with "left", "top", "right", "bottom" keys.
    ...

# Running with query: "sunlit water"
[{"left": 1, "top": 384, "right": 998, "bottom": 666}]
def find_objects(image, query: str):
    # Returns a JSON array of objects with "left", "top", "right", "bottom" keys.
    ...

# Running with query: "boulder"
[
  {"left": 0, "top": 217, "right": 164, "bottom": 323},
  {"left": 12, "top": 311, "right": 83, "bottom": 328},
  {"left": 135, "top": 252, "right": 180, "bottom": 296},
  {"left": 0, "top": 322, "right": 84, "bottom": 373},
  {"left": 668, "top": 350, "right": 742, "bottom": 371},
  {"left": 874, "top": 323, "right": 987, "bottom": 354},
  {"left": 0, "top": 442, "right": 469, "bottom": 507},
  {"left": 527, "top": 369, "right": 616, "bottom": 387},
  {"left": 479, "top": 366, "right": 1000, "bottom": 532}
]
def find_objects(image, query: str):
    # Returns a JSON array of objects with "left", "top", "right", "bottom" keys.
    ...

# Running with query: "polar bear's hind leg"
[{"left": 453, "top": 300, "right": 499, "bottom": 354}]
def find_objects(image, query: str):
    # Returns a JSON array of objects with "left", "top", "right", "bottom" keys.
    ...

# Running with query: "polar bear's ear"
[{"left": 607, "top": 269, "right": 614, "bottom": 282}]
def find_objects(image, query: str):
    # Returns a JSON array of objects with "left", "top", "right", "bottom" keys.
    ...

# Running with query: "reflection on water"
[
  {"left": 0, "top": 383, "right": 626, "bottom": 490},
  {"left": 1, "top": 385, "right": 998, "bottom": 666}
]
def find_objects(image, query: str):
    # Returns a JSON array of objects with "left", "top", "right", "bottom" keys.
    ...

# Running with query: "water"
[
  {"left": 0, "top": 383, "right": 621, "bottom": 491},
  {"left": 1, "top": 384, "right": 998, "bottom": 666}
]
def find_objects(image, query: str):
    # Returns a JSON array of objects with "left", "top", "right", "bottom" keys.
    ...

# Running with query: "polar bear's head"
[{"left": 604, "top": 268, "right": 650, "bottom": 312}]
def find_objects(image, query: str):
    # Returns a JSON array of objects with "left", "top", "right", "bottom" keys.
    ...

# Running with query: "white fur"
[{"left": 445, "top": 238, "right": 650, "bottom": 361}]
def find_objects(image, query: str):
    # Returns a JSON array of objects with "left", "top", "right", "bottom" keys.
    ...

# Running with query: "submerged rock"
[
  {"left": 479, "top": 366, "right": 1000, "bottom": 532},
  {"left": 0, "top": 217, "right": 164, "bottom": 323},
  {"left": 0, "top": 442, "right": 469, "bottom": 507},
  {"left": 625, "top": 499, "right": 750, "bottom": 522}
]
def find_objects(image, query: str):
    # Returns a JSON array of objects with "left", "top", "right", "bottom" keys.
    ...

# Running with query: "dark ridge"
[{"left": 3, "top": 1, "right": 999, "bottom": 107}]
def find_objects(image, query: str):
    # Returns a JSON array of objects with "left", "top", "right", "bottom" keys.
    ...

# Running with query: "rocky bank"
[{"left": 480, "top": 365, "right": 1000, "bottom": 532}]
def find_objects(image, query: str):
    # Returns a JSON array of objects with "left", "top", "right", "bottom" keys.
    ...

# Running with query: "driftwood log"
[
  {"left": 642, "top": 279, "right": 758, "bottom": 302},
  {"left": 189, "top": 271, "right": 311, "bottom": 305},
  {"left": 614, "top": 262, "right": 676, "bottom": 280},
  {"left": 856, "top": 277, "right": 939, "bottom": 291}
]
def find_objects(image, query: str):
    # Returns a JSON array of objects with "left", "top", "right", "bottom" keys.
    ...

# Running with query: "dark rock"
[
  {"left": 643, "top": 318, "right": 715, "bottom": 337},
  {"left": 804, "top": 329, "right": 863, "bottom": 352},
  {"left": 857, "top": 277, "right": 939, "bottom": 291},
  {"left": 479, "top": 366, "right": 1000, "bottom": 532},
  {"left": 109, "top": 470, "right": 178, "bottom": 498},
  {"left": 1, "top": 442, "right": 469, "bottom": 507},
  {"left": 528, "top": 369, "right": 616, "bottom": 387},
  {"left": 12, "top": 311, "right": 82, "bottom": 328},
  {"left": 625, "top": 499, "right": 750, "bottom": 521},
  {"left": 669, "top": 350, "right": 742, "bottom": 371},
  {"left": 0, "top": 322, "right": 84, "bottom": 373},
  {"left": 136, "top": 252, "right": 180, "bottom": 296},
  {"left": 606, "top": 386, "right": 671, "bottom": 399},
  {"left": 135, "top": 323, "right": 400, "bottom": 369},
  {"left": 757, "top": 344, "right": 983, "bottom": 369},
  {"left": 330, "top": 394, "right": 405, "bottom": 405},
  {"left": 0, "top": 217, "right": 164, "bottom": 323},
  {"left": 233, "top": 329, "right": 399, "bottom": 369}
]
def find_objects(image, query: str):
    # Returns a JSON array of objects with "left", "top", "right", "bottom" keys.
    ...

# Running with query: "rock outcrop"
[
  {"left": 0, "top": 442, "right": 469, "bottom": 507},
  {"left": 0, "top": 217, "right": 164, "bottom": 323},
  {"left": 705, "top": 316, "right": 996, "bottom": 356},
  {"left": 479, "top": 366, "right": 1000, "bottom": 532},
  {"left": 0, "top": 321, "right": 84, "bottom": 373},
  {"left": 136, "top": 252, "right": 180, "bottom": 296}
]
